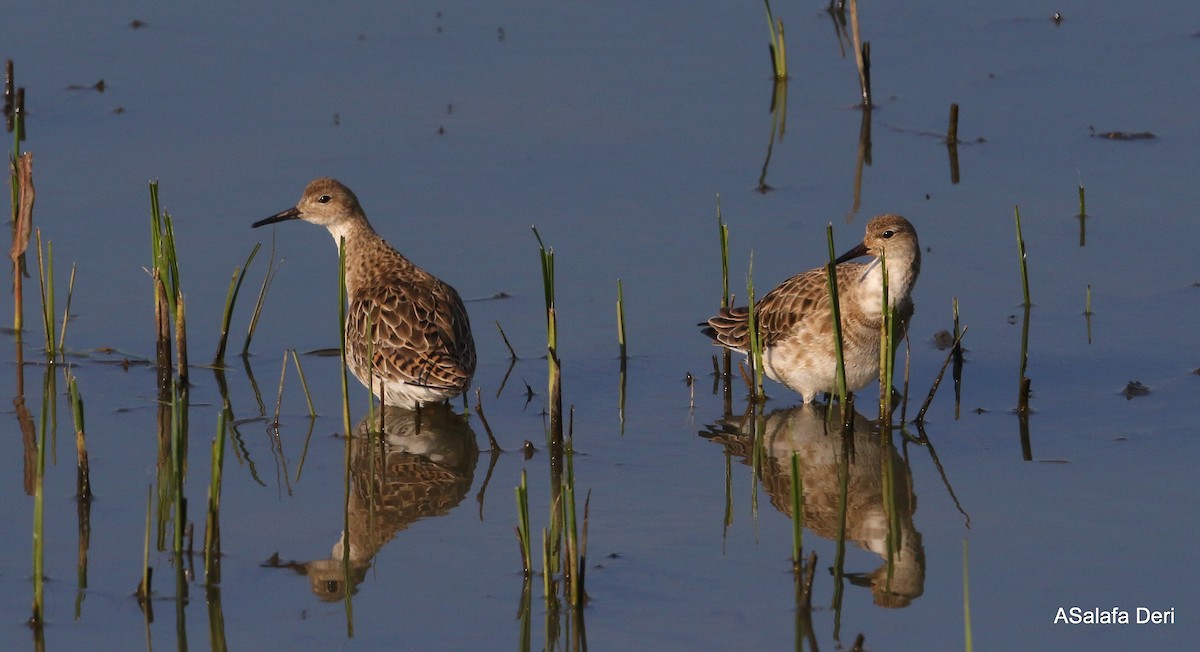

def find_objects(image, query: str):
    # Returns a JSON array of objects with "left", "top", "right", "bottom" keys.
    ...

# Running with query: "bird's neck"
[{"left": 853, "top": 251, "right": 919, "bottom": 312}]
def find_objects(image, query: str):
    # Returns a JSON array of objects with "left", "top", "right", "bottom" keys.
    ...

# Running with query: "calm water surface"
[{"left": 3, "top": 1, "right": 1198, "bottom": 650}]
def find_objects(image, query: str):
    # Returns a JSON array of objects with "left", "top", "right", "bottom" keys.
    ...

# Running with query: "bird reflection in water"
[
  {"left": 702, "top": 402, "right": 925, "bottom": 607},
  {"left": 266, "top": 404, "right": 478, "bottom": 601}
]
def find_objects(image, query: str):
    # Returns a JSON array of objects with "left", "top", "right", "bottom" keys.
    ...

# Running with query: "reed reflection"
[{"left": 703, "top": 402, "right": 925, "bottom": 607}]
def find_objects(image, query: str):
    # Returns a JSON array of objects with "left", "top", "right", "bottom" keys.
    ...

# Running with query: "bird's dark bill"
[
  {"left": 252, "top": 207, "right": 301, "bottom": 228},
  {"left": 834, "top": 242, "right": 870, "bottom": 263}
]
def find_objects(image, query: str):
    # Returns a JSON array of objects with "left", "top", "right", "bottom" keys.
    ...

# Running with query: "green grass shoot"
[
  {"left": 515, "top": 470, "right": 531, "bottom": 575},
  {"left": 204, "top": 407, "right": 228, "bottom": 584},
  {"left": 214, "top": 243, "right": 260, "bottom": 365},
  {"left": 337, "top": 236, "right": 352, "bottom": 438},
  {"left": 717, "top": 195, "right": 730, "bottom": 308},
  {"left": 878, "top": 249, "right": 896, "bottom": 420},
  {"left": 745, "top": 253, "right": 765, "bottom": 401},
  {"left": 242, "top": 238, "right": 278, "bottom": 356},
  {"left": 825, "top": 225, "right": 849, "bottom": 405},
  {"left": 34, "top": 230, "right": 55, "bottom": 359},
  {"left": 58, "top": 263, "right": 76, "bottom": 359},
  {"left": 764, "top": 0, "right": 788, "bottom": 80},
  {"left": 1014, "top": 205, "right": 1031, "bottom": 307},
  {"left": 31, "top": 369, "right": 50, "bottom": 626},
  {"left": 290, "top": 350, "right": 317, "bottom": 418}
]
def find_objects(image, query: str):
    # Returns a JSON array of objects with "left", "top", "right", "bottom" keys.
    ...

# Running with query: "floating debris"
[
  {"left": 1121, "top": 380, "right": 1150, "bottom": 399},
  {"left": 129, "top": 19, "right": 147, "bottom": 29},
  {"left": 67, "top": 79, "right": 105, "bottom": 93},
  {"left": 1089, "top": 127, "right": 1156, "bottom": 140}
]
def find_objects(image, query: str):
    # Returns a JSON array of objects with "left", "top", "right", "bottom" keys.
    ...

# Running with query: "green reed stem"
[
  {"left": 58, "top": 262, "right": 77, "bottom": 358},
  {"left": 242, "top": 238, "right": 277, "bottom": 356},
  {"left": 214, "top": 243, "right": 260, "bottom": 365},
  {"left": 170, "top": 385, "right": 186, "bottom": 554},
  {"left": 717, "top": 195, "right": 730, "bottom": 307},
  {"left": 532, "top": 227, "right": 562, "bottom": 443},
  {"left": 1014, "top": 205, "right": 1031, "bottom": 307},
  {"left": 515, "top": 470, "right": 531, "bottom": 575},
  {"left": 764, "top": 0, "right": 788, "bottom": 79},
  {"left": 746, "top": 253, "right": 765, "bottom": 401},
  {"left": 290, "top": 350, "right": 317, "bottom": 418},
  {"left": 1085, "top": 285, "right": 1092, "bottom": 315},
  {"left": 31, "top": 370, "right": 50, "bottom": 626},
  {"left": 204, "top": 407, "right": 227, "bottom": 584},
  {"left": 1077, "top": 183, "right": 1086, "bottom": 218},
  {"left": 879, "top": 249, "right": 895, "bottom": 419},
  {"left": 826, "top": 225, "right": 849, "bottom": 404},
  {"left": 34, "top": 230, "right": 55, "bottom": 360},
  {"left": 336, "top": 236, "right": 352, "bottom": 433}
]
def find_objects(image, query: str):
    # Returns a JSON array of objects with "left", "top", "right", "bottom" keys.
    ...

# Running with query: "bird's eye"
[
  {"left": 882, "top": 230, "right": 895, "bottom": 238},
  {"left": 318, "top": 194, "right": 332, "bottom": 204}
]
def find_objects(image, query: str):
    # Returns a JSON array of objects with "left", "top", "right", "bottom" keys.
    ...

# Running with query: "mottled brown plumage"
[
  {"left": 702, "top": 214, "right": 920, "bottom": 402},
  {"left": 255, "top": 177, "right": 476, "bottom": 408}
]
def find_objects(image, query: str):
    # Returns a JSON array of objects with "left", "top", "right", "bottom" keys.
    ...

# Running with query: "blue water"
[{"left": 3, "top": 1, "right": 1198, "bottom": 649}]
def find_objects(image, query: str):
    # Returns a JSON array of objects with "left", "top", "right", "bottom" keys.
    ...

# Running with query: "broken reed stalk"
[
  {"left": 717, "top": 196, "right": 730, "bottom": 308},
  {"left": 290, "top": 350, "right": 317, "bottom": 418},
  {"left": 11, "top": 152, "right": 33, "bottom": 335},
  {"left": 616, "top": 279, "right": 627, "bottom": 364},
  {"left": 825, "top": 225, "right": 849, "bottom": 404},
  {"left": 175, "top": 294, "right": 188, "bottom": 386},
  {"left": 916, "top": 326, "right": 969, "bottom": 423},
  {"left": 495, "top": 320, "right": 519, "bottom": 360},
  {"left": 68, "top": 371, "right": 92, "bottom": 500},
  {"left": 790, "top": 451, "right": 803, "bottom": 570},
  {"left": 764, "top": 0, "right": 788, "bottom": 80},
  {"left": 946, "top": 103, "right": 959, "bottom": 144},
  {"left": 214, "top": 243, "right": 260, "bottom": 365},
  {"left": 745, "top": 253, "right": 765, "bottom": 401},
  {"left": 241, "top": 238, "right": 277, "bottom": 356},
  {"left": 204, "top": 407, "right": 228, "bottom": 584},
  {"left": 1014, "top": 206, "right": 1032, "bottom": 414},
  {"left": 848, "top": 0, "right": 871, "bottom": 107},
  {"left": 515, "top": 470, "right": 531, "bottom": 576}
]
